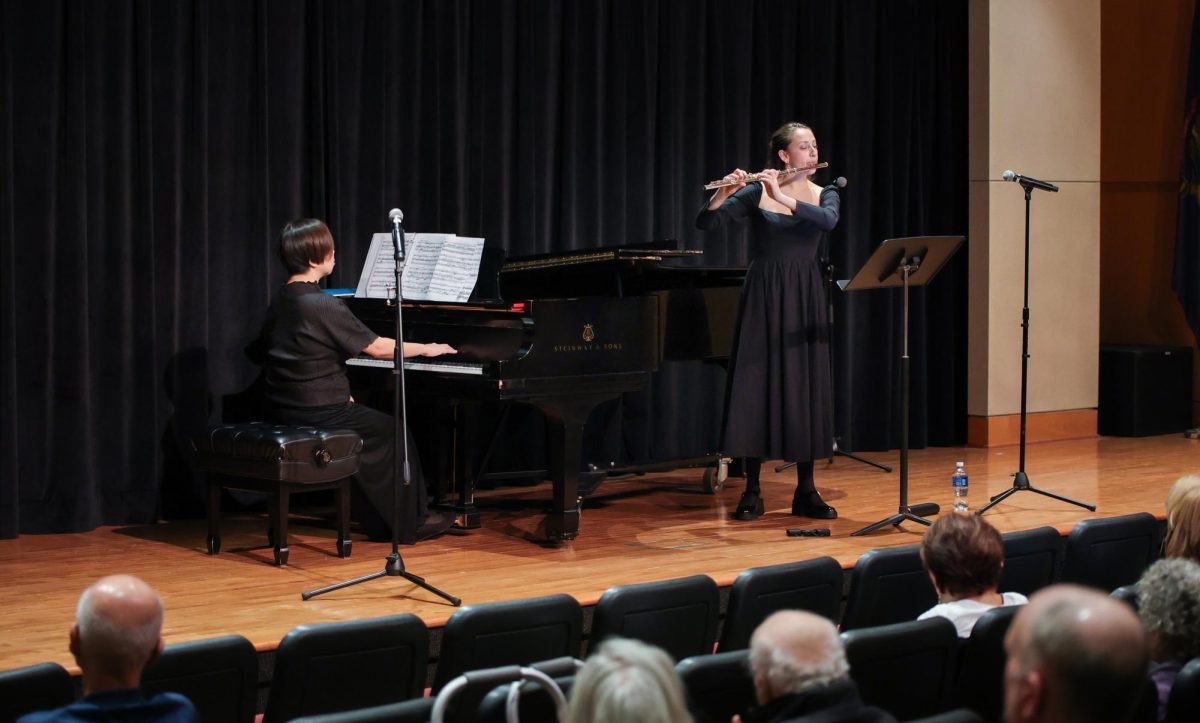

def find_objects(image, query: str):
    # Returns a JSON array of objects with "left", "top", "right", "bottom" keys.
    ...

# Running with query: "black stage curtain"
[{"left": 0, "top": 0, "right": 967, "bottom": 538}]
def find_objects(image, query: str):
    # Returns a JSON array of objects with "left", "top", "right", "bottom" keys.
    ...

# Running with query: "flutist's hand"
[
  {"left": 759, "top": 168, "right": 797, "bottom": 211},
  {"left": 709, "top": 168, "right": 749, "bottom": 208}
]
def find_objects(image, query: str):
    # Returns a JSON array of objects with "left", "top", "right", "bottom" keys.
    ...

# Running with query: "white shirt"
[{"left": 917, "top": 592, "right": 1029, "bottom": 637}]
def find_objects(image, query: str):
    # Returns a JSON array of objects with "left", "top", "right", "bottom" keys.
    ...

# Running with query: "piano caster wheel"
[{"left": 702, "top": 459, "right": 729, "bottom": 494}]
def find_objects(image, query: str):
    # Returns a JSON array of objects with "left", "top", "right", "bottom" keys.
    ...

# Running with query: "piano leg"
[
  {"left": 540, "top": 395, "right": 616, "bottom": 543},
  {"left": 450, "top": 402, "right": 481, "bottom": 530}
]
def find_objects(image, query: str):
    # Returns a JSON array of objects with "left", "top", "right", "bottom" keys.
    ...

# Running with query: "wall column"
[{"left": 967, "top": 0, "right": 1101, "bottom": 447}]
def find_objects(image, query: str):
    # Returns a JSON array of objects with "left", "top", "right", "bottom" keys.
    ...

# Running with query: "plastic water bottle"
[{"left": 952, "top": 461, "right": 969, "bottom": 512}]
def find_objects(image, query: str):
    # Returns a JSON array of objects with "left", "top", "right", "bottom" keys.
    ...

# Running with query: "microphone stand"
[
  {"left": 976, "top": 181, "right": 1094, "bottom": 516},
  {"left": 302, "top": 215, "right": 461, "bottom": 605}
]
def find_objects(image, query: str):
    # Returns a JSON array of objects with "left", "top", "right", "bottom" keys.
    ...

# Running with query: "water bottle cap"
[{"left": 955, "top": 460, "right": 964, "bottom": 466}]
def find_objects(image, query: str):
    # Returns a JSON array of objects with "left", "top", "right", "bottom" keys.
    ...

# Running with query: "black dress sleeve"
[
  {"left": 695, "top": 184, "right": 761, "bottom": 230},
  {"left": 790, "top": 186, "right": 840, "bottom": 231}
]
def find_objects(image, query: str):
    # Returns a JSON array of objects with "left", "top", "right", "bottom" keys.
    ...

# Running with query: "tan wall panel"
[
  {"left": 970, "top": 0, "right": 1102, "bottom": 420},
  {"left": 988, "top": 0, "right": 1101, "bottom": 182}
]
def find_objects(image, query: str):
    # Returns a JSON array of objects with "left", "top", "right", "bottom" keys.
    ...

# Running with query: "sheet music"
[
  {"left": 355, "top": 233, "right": 399, "bottom": 299},
  {"left": 354, "top": 232, "right": 485, "bottom": 302}
]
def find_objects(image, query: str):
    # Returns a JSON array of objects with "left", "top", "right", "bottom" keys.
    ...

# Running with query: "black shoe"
[
  {"left": 792, "top": 490, "right": 837, "bottom": 519},
  {"left": 415, "top": 510, "right": 455, "bottom": 541},
  {"left": 733, "top": 491, "right": 765, "bottom": 521}
]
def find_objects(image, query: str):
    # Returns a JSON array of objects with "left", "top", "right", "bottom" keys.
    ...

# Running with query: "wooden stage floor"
[{"left": 2, "top": 434, "right": 1195, "bottom": 673}]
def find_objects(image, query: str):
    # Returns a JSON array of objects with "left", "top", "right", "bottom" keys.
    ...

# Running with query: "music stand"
[{"left": 839, "top": 236, "right": 963, "bottom": 536}]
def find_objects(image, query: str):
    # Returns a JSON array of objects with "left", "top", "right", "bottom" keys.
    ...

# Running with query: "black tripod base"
[
  {"left": 775, "top": 439, "right": 892, "bottom": 474},
  {"left": 976, "top": 471, "right": 1095, "bottom": 516},
  {"left": 851, "top": 506, "right": 935, "bottom": 537},
  {"left": 833, "top": 448, "right": 892, "bottom": 473},
  {"left": 301, "top": 552, "right": 462, "bottom": 605}
]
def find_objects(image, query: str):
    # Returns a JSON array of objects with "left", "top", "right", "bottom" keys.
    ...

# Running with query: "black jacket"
[{"left": 739, "top": 679, "right": 897, "bottom": 723}]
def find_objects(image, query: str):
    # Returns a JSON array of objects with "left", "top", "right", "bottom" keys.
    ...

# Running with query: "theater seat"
[
  {"left": 475, "top": 658, "right": 582, "bottom": 723},
  {"left": 954, "top": 604, "right": 1021, "bottom": 723},
  {"left": 841, "top": 544, "right": 936, "bottom": 630},
  {"left": 435, "top": 658, "right": 576, "bottom": 723},
  {"left": 677, "top": 649, "right": 756, "bottom": 723},
  {"left": 1167, "top": 657, "right": 1200, "bottom": 723},
  {"left": 719, "top": 557, "right": 843, "bottom": 651},
  {"left": 1060, "top": 513, "right": 1161, "bottom": 592},
  {"left": 0, "top": 662, "right": 75, "bottom": 723},
  {"left": 432, "top": 594, "right": 583, "bottom": 692},
  {"left": 998, "top": 526, "right": 1062, "bottom": 596},
  {"left": 291, "top": 697, "right": 434, "bottom": 723},
  {"left": 1111, "top": 583, "right": 1141, "bottom": 612},
  {"left": 142, "top": 634, "right": 258, "bottom": 723},
  {"left": 263, "top": 615, "right": 429, "bottom": 723},
  {"left": 589, "top": 575, "right": 720, "bottom": 661},
  {"left": 841, "top": 617, "right": 959, "bottom": 721}
]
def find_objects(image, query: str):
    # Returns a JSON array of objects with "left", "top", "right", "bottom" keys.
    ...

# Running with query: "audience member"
[
  {"left": 1137, "top": 558, "right": 1200, "bottom": 721},
  {"left": 19, "top": 575, "right": 198, "bottom": 723},
  {"left": 1164, "top": 474, "right": 1200, "bottom": 561},
  {"left": 918, "top": 512, "right": 1027, "bottom": 637},
  {"left": 1003, "top": 584, "right": 1148, "bottom": 723},
  {"left": 566, "top": 637, "right": 692, "bottom": 723},
  {"left": 737, "top": 610, "right": 896, "bottom": 723}
]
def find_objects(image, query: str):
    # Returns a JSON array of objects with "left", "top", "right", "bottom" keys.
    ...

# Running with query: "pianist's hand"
[{"left": 416, "top": 342, "right": 457, "bottom": 357}]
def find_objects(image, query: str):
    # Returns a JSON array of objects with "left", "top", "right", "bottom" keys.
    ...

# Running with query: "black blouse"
[{"left": 260, "top": 282, "right": 377, "bottom": 408}]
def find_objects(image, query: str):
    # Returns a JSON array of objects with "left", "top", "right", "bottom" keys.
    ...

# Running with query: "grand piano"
[{"left": 346, "top": 242, "right": 744, "bottom": 542}]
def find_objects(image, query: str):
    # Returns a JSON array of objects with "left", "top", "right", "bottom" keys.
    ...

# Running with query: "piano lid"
[{"left": 500, "top": 239, "right": 702, "bottom": 273}]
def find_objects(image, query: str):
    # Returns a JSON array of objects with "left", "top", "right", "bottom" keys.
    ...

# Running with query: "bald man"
[
  {"left": 1003, "top": 584, "right": 1149, "bottom": 723},
  {"left": 19, "top": 575, "right": 199, "bottom": 723},
  {"left": 738, "top": 610, "right": 896, "bottom": 723}
]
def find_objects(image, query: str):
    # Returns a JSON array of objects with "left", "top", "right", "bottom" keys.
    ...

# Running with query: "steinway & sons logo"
[{"left": 553, "top": 323, "right": 624, "bottom": 353}]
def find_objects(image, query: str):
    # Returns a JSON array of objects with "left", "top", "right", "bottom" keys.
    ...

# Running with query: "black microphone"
[
  {"left": 826, "top": 176, "right": 847, "bottom": 190},
  {"left": 1001, "top": 170, "right": 1059, "bottom": 193},
  {"left": 388, "top": 208, "right": 405, "bottom": 258}
]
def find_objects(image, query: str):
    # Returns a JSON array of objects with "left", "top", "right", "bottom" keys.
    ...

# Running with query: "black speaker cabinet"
[{"left": 1098, "top": 344, "right": 1193, "bottom": 436}]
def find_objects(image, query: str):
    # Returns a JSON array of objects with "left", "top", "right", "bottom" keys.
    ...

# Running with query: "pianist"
[{"left": 258, "top": 218, "right": 456, "bottom": 543}]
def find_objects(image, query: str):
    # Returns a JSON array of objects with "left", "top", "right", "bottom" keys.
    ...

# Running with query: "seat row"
[{"left": 0, "top": 512, "right": 1164, "bottom": 722}]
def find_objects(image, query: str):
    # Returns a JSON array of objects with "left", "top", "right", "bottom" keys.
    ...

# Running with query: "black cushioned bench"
[{"left": 192, "top": 422, "right": 363, "bottom": 566}]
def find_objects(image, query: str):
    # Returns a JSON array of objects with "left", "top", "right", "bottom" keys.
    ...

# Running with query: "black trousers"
[{"left": 272, "top": 401, "right": 428, "bottom": 544}]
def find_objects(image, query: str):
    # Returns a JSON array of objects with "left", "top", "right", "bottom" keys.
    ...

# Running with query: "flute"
[{"left": 704, "top": 162, "right": 829, "bottom": 190}]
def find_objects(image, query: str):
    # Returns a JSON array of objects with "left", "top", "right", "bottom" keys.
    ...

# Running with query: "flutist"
[{"left": 695, "top": 122, "right": 839, "bottom": 521}]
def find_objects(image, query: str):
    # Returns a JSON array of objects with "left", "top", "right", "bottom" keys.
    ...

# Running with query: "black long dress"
[
  {"left": 696, "top": 182, "right": 838, "bottom": 463},
  {"left": 258, "top": 281, "right": 428, "bottom": 543}
]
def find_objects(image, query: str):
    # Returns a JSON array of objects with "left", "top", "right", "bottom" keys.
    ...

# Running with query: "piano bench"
[{"left": 192, "top": 422, "right": 363, "bottom": 567}]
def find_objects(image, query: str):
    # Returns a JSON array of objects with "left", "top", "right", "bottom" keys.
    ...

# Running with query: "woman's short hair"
[
  {"left": 1137, "top": 557, "right": 1200, "bottom": 662},
  {"left": 920, "top": 513, "right": 1005, "bottom": 599},
  {"left": 767, "top": 122, "right": 811, "bottom": 169},
  {"left": 279, "top": 219, "right": 335, "bottom": 275},
  {"left": 567, "top": 638, "right": 693, "bottom": 723},
  {"left": 1165, "top": 475, "right": 1200, "bottom": 561}
]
